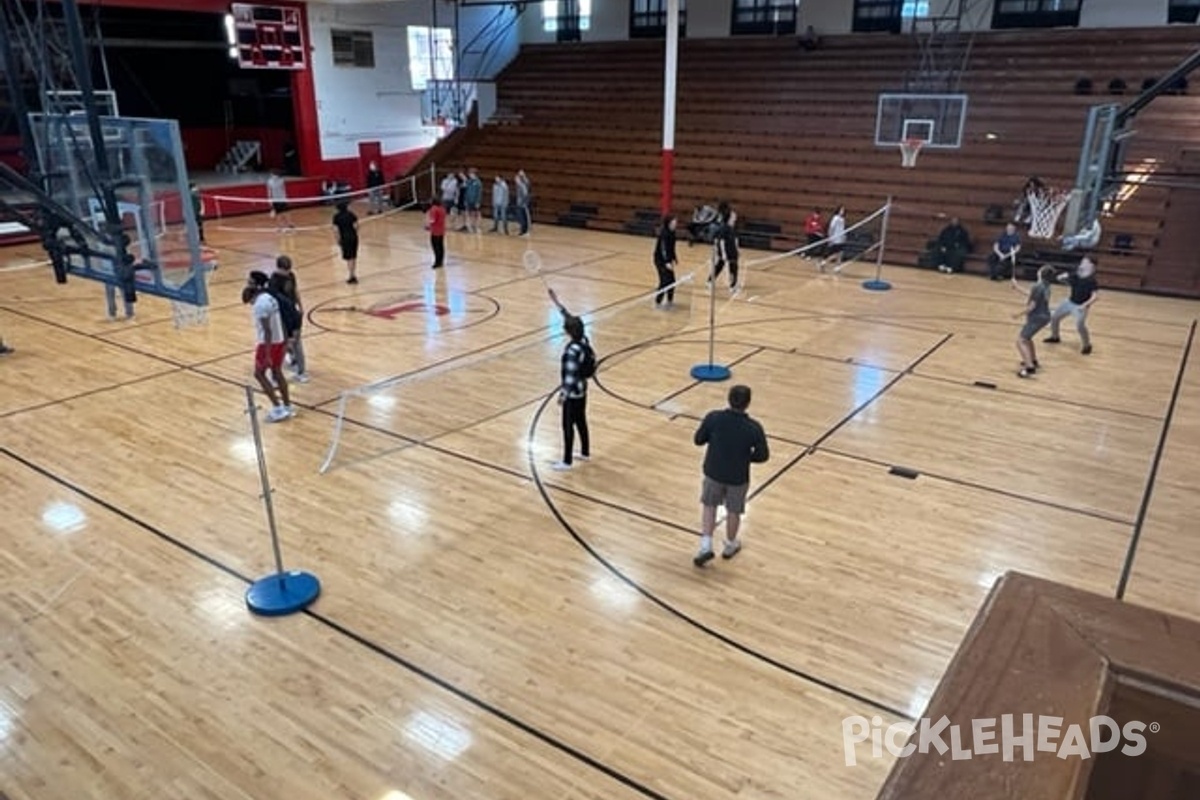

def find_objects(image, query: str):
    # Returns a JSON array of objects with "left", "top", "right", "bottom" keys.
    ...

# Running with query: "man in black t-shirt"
[
  {"left": 332, "top": 202, "right": 359, "bottom": 284},
  {"left": 693, "top": 384, "right": 770, "bottom": 566},
  {"left": 1044, "top": 255, "right": 1099, "bottom": 354}
]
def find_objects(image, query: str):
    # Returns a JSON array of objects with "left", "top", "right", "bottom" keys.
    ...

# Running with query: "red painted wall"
[{"left": 179, "top": 127, "right": 293, "bottom": 171}]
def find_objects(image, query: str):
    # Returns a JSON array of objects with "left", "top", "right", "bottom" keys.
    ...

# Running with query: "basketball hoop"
[
  {"left": 1026, "top": 189, "right": 1073, "bottom": 240},
  {"left": 899, "top": 139, "right": 924, "bottom": 168},
  {"left": 159, "top": 246, "right": 218, "bottom": 329}
]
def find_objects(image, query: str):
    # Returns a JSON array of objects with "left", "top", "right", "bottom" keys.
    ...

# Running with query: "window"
[
  {"left": 902, "top": 1, "right": 929, "bottom": 17},
  {"left": 331, "top": 29, "right": 374, "bottom": 68},
  {"left": 731, "top": 0, "right": 797, "bottom": 36},
  {"left": 407, "top": 26, "right": 454, "bottom": 91},
  {"left": 543, "top": 0, "right": 592, "bottom": 33},
  {"left": 1169, "top": 0, "right": 1200, "bottom": 24},
  {"left": 992, "top": 0, "right": 1081, "bottom": 29},
  {"left": 853, "top": 0, "right": 903, "bottom": 33},
  {"left": 630, "top": 0, "right": 686, "bottom": 39}
]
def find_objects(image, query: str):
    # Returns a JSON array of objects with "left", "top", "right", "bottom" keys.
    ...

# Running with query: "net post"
[
  {"left": 243, "top": 384, "right": 322, "bottom": 616},
  {"left": 689, "top": 262, "right": 731, "bottom": 382},
  {"left": 862, "top": 197, "right": 893, "bottom": 292}
]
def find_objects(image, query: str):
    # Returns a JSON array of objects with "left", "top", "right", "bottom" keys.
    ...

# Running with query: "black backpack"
[
  {"left": 269, "top": 289, "right": 302, "bottom": 336},
  {"left": 579, "top": 339, "right": 597, "bottom": 379}
]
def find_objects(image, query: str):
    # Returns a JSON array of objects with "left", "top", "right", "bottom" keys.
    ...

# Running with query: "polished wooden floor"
[{"left": 2, "top": 205, "right": 1199, "bottom": 799}]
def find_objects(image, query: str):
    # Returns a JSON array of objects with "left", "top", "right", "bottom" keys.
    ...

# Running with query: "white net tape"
[{"left": 1027, "top": 189, "right": 1073, "bottom": 240}]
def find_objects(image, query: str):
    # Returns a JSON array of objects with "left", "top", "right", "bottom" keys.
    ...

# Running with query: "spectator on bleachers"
[
  {"left": 935, "top": 217, "right": 972, "bottom": 274},
  {"left": 988, "top": 223, "right": 1022, "bottom": 280},
  {"left": 1014, "top": 176, "right": 1045, "bottom": 225},
  {"left": 799, "top": 25, "right": 820, "bottom": 52}
]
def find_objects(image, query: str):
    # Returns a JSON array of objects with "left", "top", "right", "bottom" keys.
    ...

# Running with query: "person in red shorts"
[
  {"left": 426, "top": 197, "right": 447, "bottom": 269},
  {"left": 243, "top": 270, "right": 293, "bottom": 422}
]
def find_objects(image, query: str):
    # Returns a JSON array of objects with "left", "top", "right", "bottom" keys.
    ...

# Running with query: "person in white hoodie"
[
  {"left": 491, "top": 175, "right": 510, "bottom": 235},
  {"left": 819, "top": 205, "right": 847, "bottom": 273}
]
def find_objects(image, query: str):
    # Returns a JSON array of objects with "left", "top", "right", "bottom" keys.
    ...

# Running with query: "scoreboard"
[{"left": 231, "top": 4, "right": 306, "bottom": 70}]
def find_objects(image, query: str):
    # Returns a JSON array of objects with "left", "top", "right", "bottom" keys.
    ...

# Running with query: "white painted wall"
[
  {"left": 308, "top": 0, "right": 519, "bottom": 161},
  {"left": 1081, "top": 0, "right": 1170, "bottom": 28}
]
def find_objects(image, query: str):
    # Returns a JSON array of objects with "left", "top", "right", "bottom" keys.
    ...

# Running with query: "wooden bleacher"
[{"left": 410, "top": 27, "right": 1200, "bottom": 295}]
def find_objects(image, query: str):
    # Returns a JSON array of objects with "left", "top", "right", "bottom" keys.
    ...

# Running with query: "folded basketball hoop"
[
  {"left": 1026, "top": 188, "right": 1073, "bottom": 240},
  {"left": 899, "top": 139, "right": 924, "bottom": 168}
]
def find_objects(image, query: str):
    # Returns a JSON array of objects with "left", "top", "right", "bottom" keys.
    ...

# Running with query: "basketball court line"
[
  {"left": 0, "top": 304, "right": 191, "bottom": 368},
  {"left": 0, "top": 444, "right": 675, "bottom": 800},
  {"left": 815, "top": 446, "right": 1136, "bottom": 528},
  {"left": 525, "top": 396, "right": 913, "bottom": 723},
  {"left": 907, "top": 371, "right": 1168, "bottom": 422},
  {"left": 0, "top": 366, "right": 184, "bottom": 421},
  {"left": 1116, "top": 319, "right": 1197, "bottom": 599},
  {"left": 750, "top": 333, "right": 954, "bottom": 499}
]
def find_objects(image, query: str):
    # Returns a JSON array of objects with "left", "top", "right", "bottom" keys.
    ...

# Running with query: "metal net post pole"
[
  {"left": 863, "top": 197, "right": 894, "bottom": 292},
  {"left": 689, "top": 255, "right": 731, "bottom": 381},
  {"left": 243, "top": 384, "right": 321, "bottom": 615},
  {"left": 245, "top": 385, "right": 285, "bottom": 576}
]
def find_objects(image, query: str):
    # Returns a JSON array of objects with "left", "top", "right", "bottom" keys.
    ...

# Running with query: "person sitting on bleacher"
[
  {"left": 988, "top": 223, "right": 1022, "bottom": 280},
  {"left": 688, "top": 204, "right": 720, "bottom": 247},
  {"left": 935, "top": 217, "right": 972, "bottom": 274}
]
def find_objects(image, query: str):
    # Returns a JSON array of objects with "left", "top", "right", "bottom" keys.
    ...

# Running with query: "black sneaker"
[
  {"left": 1043, "top": 336, "right": 1061, "bottom": 344},
  {"left": 693, "top": 549, "right": 715, "bottom": 567},
  {"left": 347, "top": 276, "right": 359, "bottom": 284},
  {"left": 1018, "top": 367, "right": 1034, "bottom": 378},
  {"left": 1082, "top": 345, "right": 1093, "bottom": 355}
]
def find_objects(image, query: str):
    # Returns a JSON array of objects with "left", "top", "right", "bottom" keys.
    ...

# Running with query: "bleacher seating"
[{"left": 408, "top": 26, "right": 1200, "bottom": 294}]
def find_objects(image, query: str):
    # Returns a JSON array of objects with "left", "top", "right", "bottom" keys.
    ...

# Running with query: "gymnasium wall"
[
  {"left": 306, "top": 0, "right": 519, "bottom": 179},
  {"left": 517, "top": 0, "right": 1183, "bottom": 42}
]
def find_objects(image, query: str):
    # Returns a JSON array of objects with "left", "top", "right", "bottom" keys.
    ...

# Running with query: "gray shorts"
[
  {"left": 1020, "top": 315, "right": 1050, "bottom": 341},
  {"left": 701, "top": 477, "right": 749, "bottom": 514}
]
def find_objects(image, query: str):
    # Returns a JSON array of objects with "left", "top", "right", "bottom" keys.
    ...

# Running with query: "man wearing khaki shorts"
[{"left": 693, "top": 384, "right": 770, "bottom": 566}]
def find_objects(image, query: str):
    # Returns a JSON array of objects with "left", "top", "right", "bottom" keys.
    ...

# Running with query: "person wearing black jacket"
[
  {"left": 654, "top": 214, "right": 679, "bottom": 308},
  {"left": 692, "top": 384, "right": 769, "bottom": 566},
  {"left": 935, "top": 217, "right": 972, "bottom": 274},
  {"left": 710, "top": 209, "right": 741, "bottom": 293}
]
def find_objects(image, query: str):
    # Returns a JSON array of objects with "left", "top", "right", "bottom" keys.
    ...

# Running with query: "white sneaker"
[
  {"left": 576, "top": 454, "right": 590, "bottom": 462},
  {"left": 721, "top": 539, "right": 742, "bottom": 559},
  {"left": 293, "top": 373, "right": 311, "bottom": 384},
  {"left": 551, "top": 461, "right": 572, "bottom": 471},
  {"left": 266, "top": 405, "right": 290, "bottom": 423},
  {"left": 832, "top": 263, "right": 844, "bottom": 274}
]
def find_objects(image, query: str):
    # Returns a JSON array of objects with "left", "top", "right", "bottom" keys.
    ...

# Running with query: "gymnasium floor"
[{"left": 2, "top": 204, "right": 1198, "bottom": 799}]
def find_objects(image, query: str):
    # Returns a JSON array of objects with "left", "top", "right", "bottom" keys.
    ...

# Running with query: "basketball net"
[
  {"left": 1026, "top": 189, "right": 1073, "bottom": 239},
  {"left": 899, "top": 139, "right": 923, "bottom": 169}
]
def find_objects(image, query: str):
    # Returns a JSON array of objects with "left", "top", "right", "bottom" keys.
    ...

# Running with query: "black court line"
[
  {"left": 1, "top": 445, "right": 674, "bottom": 800},
  {"left": 1115, "top": 318, "right": 1197, "bottom": 600},
  {"left": 817, "top": 446, "right": 1137, "bottom": 528},
  {"left": 525, "top": 397, "right": 911, "bottom": 722},
  {"left": 752, "top": 333, "right": 954, "bottom": 499},
  {"left": 0, "top": 367, "right": 186, "bottom": 421},
  {"left": 910, "top": 371, "right": 1167, "bottom": 422}
]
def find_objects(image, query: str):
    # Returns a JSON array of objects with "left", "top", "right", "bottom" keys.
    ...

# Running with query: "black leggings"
[
  {"left": 562, "top": 395, "right": 590, "bottom": 463},
  {"left": 712, "top": 258, "right": 739, "bottom": 288},
  {"left": 655, "top": 265, "right": 676, "bottom": 304},
  {"left": 431, "top": 235, "right": 445, "bottom": 267}
]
